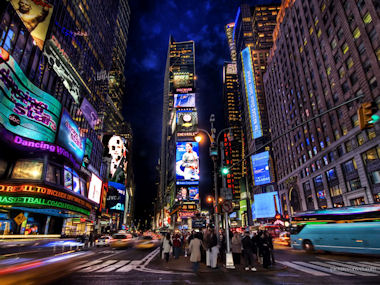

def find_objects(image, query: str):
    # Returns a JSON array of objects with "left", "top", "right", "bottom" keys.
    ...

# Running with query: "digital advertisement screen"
[
  {"left": 103, "top": 135, "right": 128, "bottom": 184},
  {"left": 88, "top": 173, "right": 102, "bottom": 204},
  {"left": 188, "top": 187, "right": 199, "bottom": 201},
  {"left": 176, "top": 110, "right": 198, "bottom": 133},
  {"left": 64, "top": 166, "right": 72, "bottom": 191},
  {"left": 108, "top": 182, "right": 126, "bottom": 212},
  {"left": 251, "top": 192, "right": 281, "bottom": 219},
  {"left": 0, "top": 49, "right": 61, "bottom": 142},
  {"left": 10, "top": 0, "right": 54, "bottom": 50},
  {"left": 176, "top": 142, "right": 199, "bottom": 182},
  {"left": 73, "top": 171, "right": 80, "bottom": 194},
  {"left": 56, "top": 109, "right": 85, "bottom": 163},
  {"left": 80, "top": 98, "right": 99, "bottom": 130},
  {"left": 251, "top": 151, "right": 271, "bottom": 186},
  {"left": 241, "top": 46, "right": 262, "bottom": 139},
  {"left": 174, "top": 93, "right": 196, "bottom": 108},
  {"left": 173, "top": 72, "right": 192, "bottom": 88}
]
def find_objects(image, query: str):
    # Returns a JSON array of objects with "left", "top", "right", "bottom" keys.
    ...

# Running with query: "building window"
[
  {"left": 346, "top": 57, "right": 353, "bottom": 69},
  {"left": 369, "top": 170, "right": 380, "bottom": 185},
  {"left": 357, "top": 42, "right": 366, "bottom": 55},
  {"left": 329, "top": 185, "right": 342, "bottom": 197},
  {"left": 341, "top": 43, "right": 349, "bottom": 54},
  {"left": 342, "top": 81, "right": 350, "bottom": 93},
  {"left": 343, "top": 159, "right": 357, "bottom": 174},
  {"left": 367, "top": 129, "right": 376, "bottom": 140},
  {"left": 347, "top": 178, "right": 361, "bottom": 192},
  {"left": 363, "top": 12, "right": 372, "bottom": 24},
  {"left": 339, "top": 66, "right": 345, "bottom": 78},
  {"left": 331, "top": 38, "right": 337, "bottom": 49},
  {"left": 326, "top": 167, "right": 338, "bottom": 182},
  {"left": 357, "top": 132, "right": 365, "bottom": 146},
  {"left": 353, "top": 27, "right": 361, "bottom": 39},
  {"left": 369, "top": 77, "right": 377, "bottom": 91},
  {"left": 362, "top": 146, "right": 380, "bottom": 164}
]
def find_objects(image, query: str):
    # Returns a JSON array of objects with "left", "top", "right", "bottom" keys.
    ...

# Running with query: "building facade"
[{"left": 264, "top": 0, "right": 380, "bottom": 216}]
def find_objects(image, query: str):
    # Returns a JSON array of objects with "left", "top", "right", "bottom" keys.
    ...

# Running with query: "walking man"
[{"left": 242, "top": 230, "right": 256, "bottom": 271}]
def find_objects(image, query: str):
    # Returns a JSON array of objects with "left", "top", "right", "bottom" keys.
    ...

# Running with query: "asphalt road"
[{"left": 47, "top": 245, "right": 380, "bottom": 285}]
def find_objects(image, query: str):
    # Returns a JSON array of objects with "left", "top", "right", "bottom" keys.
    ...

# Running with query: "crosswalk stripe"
[
  {"left": 293, "top": 261, "right": 354, "bottom": 276},
  {"left": 343, "top": 262, "right": 380, "bottom": 274},
  {"left": 326, "top": 261, "right": 377, "bottom": 276},
  {"left": 73, "top": 260, "right": 103, "bottom": 270},
  {"left": 358, "top": 262, "right": 380, "bottom": 269},
  {"left": 80, "top": 260, "right": 118, "bottom": 272},
  {"left": 96, "top": 260, "right": 130, "bottom": 272},
  {"left": 309, "top": 261, "right": 355, "bottom": 276},
  {"left": 277, "top": 261, "right": 330, "bottom": 276},
  {"left": 115, "top": 265, "right": 133, "bottom": 272}
]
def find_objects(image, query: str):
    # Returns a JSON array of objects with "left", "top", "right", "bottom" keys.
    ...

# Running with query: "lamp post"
[{"left": 195, "top": 114, "right": 231, "bottom": 245}]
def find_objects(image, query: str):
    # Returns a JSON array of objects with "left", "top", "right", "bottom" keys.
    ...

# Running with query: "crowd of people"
[{"left": 160, "top": 228, "right": 275, "bottom": 273}]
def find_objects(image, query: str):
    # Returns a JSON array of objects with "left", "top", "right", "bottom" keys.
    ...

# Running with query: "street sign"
[
  {"left": 220, "top": 188, "right": 233, "bottom": 200},
  {"left": 222, "top": 200, "right": 233, "bottom": 213},
  {"left": 14, "top": 213, "right": 26, "bottom": 226}
]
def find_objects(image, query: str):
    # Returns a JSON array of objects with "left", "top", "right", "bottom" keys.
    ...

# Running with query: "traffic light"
[
  {"left": 221, "top": 167, "right": 229, "bottom": 175},
  {"left": 358, "top": 102, "right": 379, "bottom": 130}
]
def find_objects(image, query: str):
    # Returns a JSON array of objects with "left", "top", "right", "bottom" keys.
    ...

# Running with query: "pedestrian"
[
  {"left": 89, "top": 232, "right": 94, "bottom": 247},
  {"left": 231, "top": 232, "right": 242, "bottom": 265},
  {"left": 262, "top": 231, "right": 272, "bottom": 268},
  {"left": 188, "top": 232, "right": 203, "bottom": 273},
  {"left": 257, "top": 231, "right": 264, "bottom": 265},
  {"left": 209, "top": 229, "right": 219, "bottom": 269},
  {"left": 172, "top": 234, "right": 182, "bottom": 259},
  {"left": 203, "top": 228, "right": 211, "bottom": 267},
  {"left": 162, "top": 233, "right": 172, "bottom": 262},
  {"left": 267, "top": 231, "right": 275, "bottom": 265},
  {"left": 242, "top": 230, "right": 256, "bottom": 271}
]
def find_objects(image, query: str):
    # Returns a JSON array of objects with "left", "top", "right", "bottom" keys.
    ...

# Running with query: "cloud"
[{"left": 141, "top": 50, "right": 160, "bottom": 71}]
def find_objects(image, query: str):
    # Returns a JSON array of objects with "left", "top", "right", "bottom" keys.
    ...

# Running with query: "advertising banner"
[
  {"left": 103, "top": 135, "right": 128, "bottom": 184},
  {"left": 174, "top": 93, "right": 196, "bottom": 108},
  {"left": 11, "top": 0, "right": 54, "bottom": 50},
  {"left": 56, "top": 109, "right": 85, "bottom": 163},
  {"left": 80, "top": 98, "right": 99, "bottom": 130},
  {"left": 176, "top": 110, "right": 197, "bottom": 133},
  {"left": 251, "top": 151, "right": 271, "bottom": 186},
  {"left": 0, "top": 48, "right": 61, "bottom": 142},
  {"left": 241, "top": 46, "right": 262, "bottom": 139},
  {"left": 108, "top": 182, "right": 126, "bottom": 212},
  {"left": 176, "top": 186, "right": 199, "bottom": 202},
  {"left": 173, "top": 72, "right": 192, "bottom": 89},
  {"left": 88, "top": 173, "right": 102, "bottom": 204},
  {"left": 252, "top": 192, "right": 281, "bottom": 219},
  {"left": 176, "top": 142, "right": 199, "bottom": 183}
]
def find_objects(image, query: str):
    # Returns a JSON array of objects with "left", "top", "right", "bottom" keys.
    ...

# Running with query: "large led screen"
[
  {"left": 241, "top": 46, "right": 262, "bottom": 139},
  {"left": 251, "top": 192, "right": 281, "bottom": 219},
  {"left": 176, "top": 110, "right": 198, "bottom": 133},
  {"left": 174, "top": 93, "right": 195, "bottom": 108},
  {"left": 103, "top": 135, "right": 128, "bottom": 184},
  {"left": 80, "top": 98, "right": 99, "bottom": 130},
  {"left": 176, "top": 142, "right": 199, "bottom": 182},
  {"left": 56, "top": 109, "right": 85, "bottom": 163},
  {"left": 0, "top": 48, "right": 61, "bottom": 142},
  {"left": 173, "top": 72, "right": 192, "bottom": 88},
  {"left": 10, "top": 0, "right": 54, "bottom": 50},
  {"left": 88, "top": 173, "right": 102, "bottom": 204},
  {"left": 176, "top": 185, "right": 199, "bottom": 202},
  {"left": 251, "top": 151, "right": 271, "bottom": 186},
  {"left": 108, "top": 181, "right": 126, "bottom": 212}
]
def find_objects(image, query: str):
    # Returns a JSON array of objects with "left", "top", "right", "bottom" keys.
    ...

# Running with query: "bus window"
[{"left": 290, "top": 224, "right": 305, "bottom": 235}]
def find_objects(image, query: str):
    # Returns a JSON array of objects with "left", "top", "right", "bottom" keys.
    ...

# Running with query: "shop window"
[
  {"left": 11, "top": 160, "right": 43, "bottom": 180},
  {"left": 350, "top": 197, "right": 365, "bottom": 206}
]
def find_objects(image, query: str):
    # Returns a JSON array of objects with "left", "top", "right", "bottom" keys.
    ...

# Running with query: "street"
[{"left": 45, "top": 245, "right": 380, "bottom": 284}]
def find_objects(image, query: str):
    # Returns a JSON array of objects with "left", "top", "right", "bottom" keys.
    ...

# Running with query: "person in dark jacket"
[
  {"left": 261, "top": 231, "right": 272, "bottom": 268},
  {"left": 242, "top": 231, "right": 256, "bottom": 271}
]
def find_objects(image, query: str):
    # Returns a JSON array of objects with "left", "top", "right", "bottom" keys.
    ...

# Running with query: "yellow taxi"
[{"left": 134, "top": 236, "right": 158, "bottom": 250}]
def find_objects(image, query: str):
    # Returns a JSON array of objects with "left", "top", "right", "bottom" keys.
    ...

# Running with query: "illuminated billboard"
[
  {"left": 176, "top": 186, "right": 199, "bottom": 202},
  {"left": 176, "top": 142, "right": 199, "bottom": 183},
  {"left": 103, "top": 135, "right": 128, "bottom": 184},
  {"left": 108, "top": 182, "right": 126, "bottom": 212},
  {"left": 251, "top": 151, "right": 271, "bottom": 186},
  {"left": 0, "top": 48, "right": 61, "bottom": 142},
  {"left": 10, "top": 0, "right": 54, "bottom": 50},
  {"left": 56, "top": 109, "right": 85, "bottom": 163},
  {"left": 176, "top": 110, "right": 198, "bottom": 133},
  {"left": 174, "top": 93, "right": 196, "bottom": 108},
  {"left": 251, "top": 192, "right": 281, "bottom": 219},
  {"left": 173, "top": 72, "right": 192, "bottom": 88},
  {"left": 241, "top": 46, "right": 262, "bottom": 139},
  {"left": 88, "top": 173, "right": 102, "bottom": 204},
  {"left": 80, "top": 98, "right": 99, "bottom": 130}
]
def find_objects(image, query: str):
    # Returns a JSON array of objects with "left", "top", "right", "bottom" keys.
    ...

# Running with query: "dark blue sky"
[{"left": 123, "top": 0, "right": 268, "bottom": 221}]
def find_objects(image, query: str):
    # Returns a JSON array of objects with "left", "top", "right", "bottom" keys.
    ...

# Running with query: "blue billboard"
[
  {"left": 108, "top": 182, "right": 126, "bottom": 212},
  {"left": 241, "top": 47, "right": 262, "bottom": 139},
  {"left": 252, "top": 192, "right": 281, "bottom": 219},
  {"left": 176, "top": 141, "right": 199, "bottom": 183},
  {"left": 251, "top": 151, "right": 271, "bottom": 185},
  {"left": 56, "top": 109, "right": 85, "bottom": 163}
]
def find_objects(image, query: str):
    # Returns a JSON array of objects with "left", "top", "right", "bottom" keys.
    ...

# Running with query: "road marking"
[
  {"left": 73, "top": 259, "right": 103, "bottom": 270},
  {"left": 97, "top": 260, "right": 130, "bottom": 272},
  {"left": 277, "top": 261, "right": 330, "bottom": 276},
  {"left": 358, "top": 262, "right": 380, "bottom": 269},
  {"left": 326, "top": 261, "right": 377, "bottom": 276},
  {"left": 80, "top": 260, "right": 118, "bottom": 272},
  {"left": 116, "top": 265, "right": 133, "bottom": 272},
  {"left": 307, "top": 261, "right": 355, "bottom": 276},
  {"left": 342, "top": 262, "right": 380, "bottom": 274}
]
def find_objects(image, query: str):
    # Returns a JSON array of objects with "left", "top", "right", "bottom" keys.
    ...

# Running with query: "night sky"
[{"left": 123, "top": 0, "right": 272, "bottom": 224}]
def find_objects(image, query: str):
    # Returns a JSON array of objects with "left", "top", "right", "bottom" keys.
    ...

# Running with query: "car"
[
  {"left": 279, "top": 231, "right": 291, "bottom": 246},
  {"left": 110, "top": 233, "right": 134, "bottom": 249},
  {"left": 95, "top": 236, "right": 112, "bottom": 247},
  {"left": 134, "top": 236, "right": 158, "bottom": 250}
]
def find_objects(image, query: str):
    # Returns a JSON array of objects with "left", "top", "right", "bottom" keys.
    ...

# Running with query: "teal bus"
[{"left": 290, "top": 204, "right": 380, "bottom": 255}]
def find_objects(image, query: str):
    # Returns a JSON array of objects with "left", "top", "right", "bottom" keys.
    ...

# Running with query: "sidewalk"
[{"left": 148, "top": 252, "right": 286, "bottom": 273}]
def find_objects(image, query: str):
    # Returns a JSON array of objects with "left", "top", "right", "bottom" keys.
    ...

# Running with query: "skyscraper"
[
  {"left": 158, "top": 37, "right": 198, "bottom": 230},
  {"left": 264, "top": 0, "right": 380, "bottom": 215}
]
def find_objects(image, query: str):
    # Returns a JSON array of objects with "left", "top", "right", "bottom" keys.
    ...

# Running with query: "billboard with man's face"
[
  {"left": 11, "top": 0, "right": 54, "bottom": 50},
  {"left": 103, "top": 135, "right": 128, "bottom": 184},
  {"left": 176, "top": 142, "right": 199, "bottom": 183}
]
